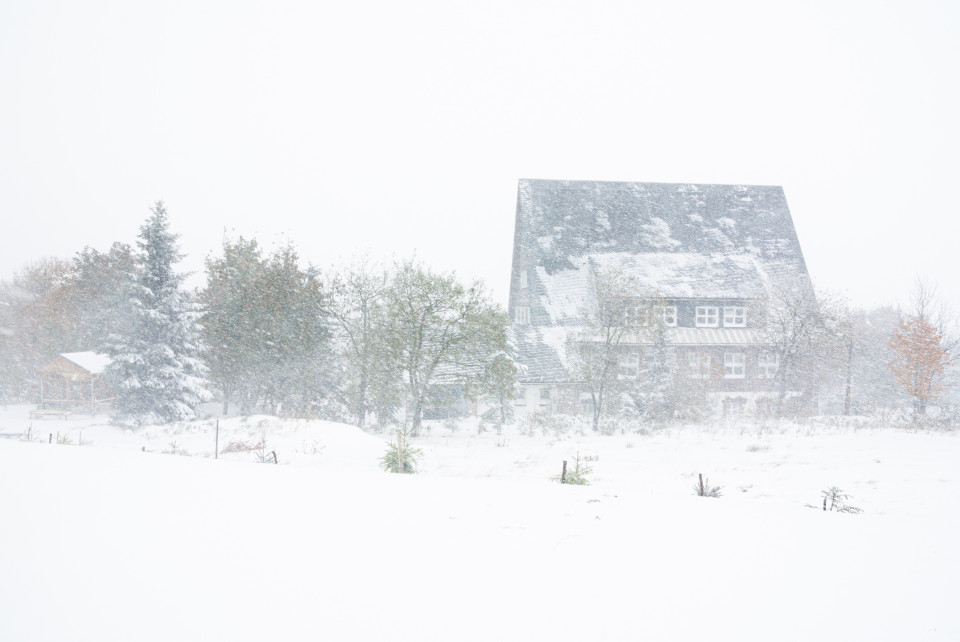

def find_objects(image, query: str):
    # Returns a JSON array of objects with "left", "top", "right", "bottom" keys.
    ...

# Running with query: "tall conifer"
[{"left": 104, "top": 202, "right": 208, "bottom": 424}]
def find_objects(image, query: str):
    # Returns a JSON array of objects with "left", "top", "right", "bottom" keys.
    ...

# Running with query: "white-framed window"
[
  {"left": 661, "top": 305, "right": 678, "bottom": 327},
  {"left": 514, "top": 387, "right": 528, "bottom": 406},
  {"left": 514, "top": 306, "right": 530, "bottom": 324},
  {"left": 723, "top": 396, "right": 747, "bottom": 416},
  {"left": 539, "top": 387, "right": 550, "bottom": 406},
  {"left": 758, "top": 352, "right": 779, "bottom": 378},
  {"left": 618, "top": 352, "right": 639, "bottom": 379},
  {"left": 723, "top": 306, "right": 746, "bottom": 327},
  {"left": 519, "top": 270, "right": 528, "bottom": 289},
  {"left": 695, "top": 306, "right": 719, "bottom": 327},
  {"left": 724, "top": 352, "right": 745, "bottom": 378},
  {"left": 580, "top": 392, "right": 594, "bottom": 415},
  {"left": 687, "top": 351, "right": 712, "bottom": 378}
]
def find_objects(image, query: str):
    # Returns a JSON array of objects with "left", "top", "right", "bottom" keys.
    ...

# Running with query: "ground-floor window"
[
  {"left": 618, "top": 352, "right": 639, "bottom": 379},
  {"left": 687, "top": 350, "right": 712, "bottom": 378},
  {"left": 758, "top": 352, "right": 779, "bottom": 378},
  {"left": 724, "top": 352, "right": 745, "bottom": 378},
  {"left": 723, "top": 396, "right": 747, "bottom": 416}
]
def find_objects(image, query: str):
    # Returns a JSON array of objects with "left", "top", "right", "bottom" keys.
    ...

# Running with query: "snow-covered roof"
[
  {"left": 509, "top": 325, "right": 572, "bottom": 383},
  {"left": 536, "top": 252, "right": 768, "bottom": 326},
  {"left": 59, "top": 352, "right": 112, "bottom": 375},
  {"left": 507, "top": 179, "right": 812, "bottom": 381}
]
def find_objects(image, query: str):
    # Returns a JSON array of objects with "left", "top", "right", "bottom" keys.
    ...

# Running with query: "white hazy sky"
[{"left": 1, "top": 1, "right": 958, "bottom": 311}]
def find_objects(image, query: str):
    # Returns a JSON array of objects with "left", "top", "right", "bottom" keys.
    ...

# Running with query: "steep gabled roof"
[
  {"left": 507, "top": 179, "right": 811, "bottom": 383},
  {"left": 510, "top": 179, "right": 808, "bottom": 327},
  {"left": 60, "top": 352, "right": 111, "bottom": 375}
]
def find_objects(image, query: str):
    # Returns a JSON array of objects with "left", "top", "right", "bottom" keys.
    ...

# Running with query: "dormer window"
[
  {"left": 695, "top": 306, "right": 719, "bottom": 327},
  {"left": 723, "top": 306, "right": 745, "bottom": 327}
]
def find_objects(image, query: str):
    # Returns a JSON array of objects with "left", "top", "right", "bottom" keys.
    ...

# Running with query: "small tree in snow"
[
  {"left": 755, "top": 275, "right": 847, "bottom": 416},
  {"left": 104, "top": 202, "right": 209, "bottom": 425},
  {"left": 381, "top": 259, "right": 508, "bottom": 436},
  {"left": 566, "top": 267, "right": 660, "bottom": 431},
  {"left": 888, "top": 278, "right": 957, "bottom": 421},
  {"left": 327, "top": 258, "right": 394, "bottom": 429},
  {"left": 475, "top": 349, "right": 519, "bottom": 426}
]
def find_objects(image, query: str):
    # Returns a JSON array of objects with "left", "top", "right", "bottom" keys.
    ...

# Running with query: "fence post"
[
  {"left": 699, "top": 473, "right": 704, "bottom": 496},
  {"left": 397, "top": 429, "right": 404, "bottom": 473},
  {"left": 561, "top": 460, "right": 568, "bottom": 484}
]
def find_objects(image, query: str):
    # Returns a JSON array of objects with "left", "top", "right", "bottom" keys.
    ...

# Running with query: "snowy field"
[{"left": 1, "top": 405, "right": 958, "bottom": 641}]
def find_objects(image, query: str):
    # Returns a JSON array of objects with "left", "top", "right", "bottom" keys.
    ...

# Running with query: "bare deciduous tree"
[
  {"left": 327, "top": 258, "right": 391, "bottom": 429},
  {"left": 755, "top": 275, "right": 848, "bottom": 416},
  {"left": 565, "top": 267, "right": 660, "bottom": 431}
]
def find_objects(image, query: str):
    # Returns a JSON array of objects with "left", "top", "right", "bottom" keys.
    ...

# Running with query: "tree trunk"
[
  {"left": 843, "top": 339, "right": 853, "bottom": 416},
  {"left": 411, "top": 396, "right": 424, "bottom": 437},
  {"left": 357, "top": 369, "right": 368, "bottom": 429},
  {"left": 591, "top": 390, "right": 602, "bottom": 432},
  {"left": 915, "top": 396, "right": 927, "bottom": 420},
  {"left": 775, "top": 354, "right": 790, "bottom": 416}
]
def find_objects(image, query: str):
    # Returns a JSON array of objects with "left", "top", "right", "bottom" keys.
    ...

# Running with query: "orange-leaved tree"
[
  {"left": 888, "top": 316, "right": 946, "bottom": 418},
  {"left": 888, "top": 279, "right": 956, "bottom": 419}
]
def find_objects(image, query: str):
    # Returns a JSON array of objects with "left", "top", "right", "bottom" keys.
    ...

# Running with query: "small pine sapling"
[
  {"left": 254, "top": 439, "right": 268, "bottom": 463},
  {"left": 693, "top": 473, "right": 722, "bottom": 497},
  {"left": 380, "top": 429, "right": 422, "bottom": 473},
  {"left": 555, "top": 452, "right": 592, "bottom": 485},
  {"left": 821, "top": 486, "right": 862, "bottom": 513},
  {"left": 162, "top": 441, "right": 189, "bottom": 456}
]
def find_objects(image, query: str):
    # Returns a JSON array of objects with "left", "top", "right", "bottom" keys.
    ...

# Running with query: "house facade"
[
  {"left": 35, "top": 351, "right": 113, "bottom": 414},
  {"left": 507, "top": 179, "right": 813, "bottom": 419}
]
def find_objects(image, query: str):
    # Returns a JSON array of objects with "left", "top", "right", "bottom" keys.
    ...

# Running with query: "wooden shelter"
[{"left": 36, "top": 352, "right": 113, "bottom": 414}]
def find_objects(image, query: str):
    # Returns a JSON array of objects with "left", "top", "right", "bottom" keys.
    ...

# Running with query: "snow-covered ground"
[{"left": 1, "top": 405, "right": 958, "bottom": 641}]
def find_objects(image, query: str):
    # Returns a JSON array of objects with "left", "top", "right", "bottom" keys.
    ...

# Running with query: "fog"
[{"left": 1, "top": 1, "right": 958, "bottom": 310}]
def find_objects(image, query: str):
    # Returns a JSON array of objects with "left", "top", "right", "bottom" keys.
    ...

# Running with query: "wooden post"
[
  {"left": 214, "top": 420, "right": 219, "bottom": 459},
  {"left": 823, "top": 497, "right": 827, "bottom": 511},
  {"left": 48, "top": 433, "right": 52, "bottom": 444},
  {"left": 561, "top": 460, "right": 568, "bottom": 484},
  {"left": 397, "top": 429, "right": 404, "bottom": 474},
  {"left": 699, "top": 473, "right": 704, "bottom": 496},
  {"left": 272, "top": 450, "right": 278, "bottom": 464}
]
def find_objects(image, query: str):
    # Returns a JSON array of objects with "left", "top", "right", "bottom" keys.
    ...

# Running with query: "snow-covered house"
[
  {"left": 507, "top": 179, "right": 813, "bottom": 418},
  {"left": 35, "top": 352, "right": 113, "bottom": 414}
]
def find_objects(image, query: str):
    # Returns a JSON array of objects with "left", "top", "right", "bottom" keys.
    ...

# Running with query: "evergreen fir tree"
[{"left": 104, "top": 202, "right": 209, "bottom": 425}]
